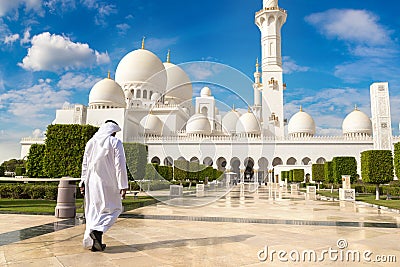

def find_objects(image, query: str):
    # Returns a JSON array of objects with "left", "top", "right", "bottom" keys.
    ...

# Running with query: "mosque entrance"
[{"left": 244, "top": 157, "right": 254, "bottom": 183}]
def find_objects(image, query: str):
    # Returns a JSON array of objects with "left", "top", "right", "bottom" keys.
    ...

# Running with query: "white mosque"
[{"left": 21, "top": 0, "right": 398, "bottom": 182}]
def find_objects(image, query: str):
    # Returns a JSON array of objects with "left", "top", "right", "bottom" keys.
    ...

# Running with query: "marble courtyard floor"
[{"left": 0, "top": 185, "right": 399, "bottom": 266}]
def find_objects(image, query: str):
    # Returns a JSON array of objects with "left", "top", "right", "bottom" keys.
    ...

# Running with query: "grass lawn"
[
  {"left": 0, "top": 195, "right": 157, "bottom": 215},
  {"left": 317, "top": 190, "right": 400, "bottom": 210}
]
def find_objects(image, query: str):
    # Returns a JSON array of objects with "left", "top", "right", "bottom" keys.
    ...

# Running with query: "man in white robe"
[{"left": 79, "top": 120, "right": 128, "bottom": 251}]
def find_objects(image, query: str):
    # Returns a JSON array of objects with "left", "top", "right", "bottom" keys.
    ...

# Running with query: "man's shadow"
[{"left": 104, "top": 234, "right": 254, "bottom": 254}]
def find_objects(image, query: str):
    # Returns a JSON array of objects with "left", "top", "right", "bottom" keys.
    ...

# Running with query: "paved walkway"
[{"left": 0, "top": 185, "right": 399, "bottom": 266}]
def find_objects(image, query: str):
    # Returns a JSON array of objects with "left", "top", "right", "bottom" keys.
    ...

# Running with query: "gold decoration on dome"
[
  {"left": 141, "top": 36, "right": 146, "bottom": 49},
  {"left": 166, "top": 49, "right": 171, "bottom": 63},
  {"left": 255, "top": 58, "right": 259, "bottom": 71},
  {"left": 107, "top": 70, "right": 111, "bottom": 79},
  {"left": 354, "top": 104, "right": 358, "bottom": 110},
  {"left": 299, "top": 105, "right": 303, "bottom": 112}
]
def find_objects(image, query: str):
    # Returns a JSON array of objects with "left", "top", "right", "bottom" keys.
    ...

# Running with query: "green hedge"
[
  {"left": 214, "top": 169, "right": 224, "bottom": 180},
  {"left": 43, "top": 124, "right": 98, "bottom": 178},
  {"left": 332, "top": 157, "right": 357, "bottom": 184},
  {"left": 26, "top": 144, "right": 46, "bottom": 178},
  {"left": 281, "top": 171, "right": 289, "bottom": 181},
  {"left": 174, "top": 160, "right": 188, "bottom": 180},
  {"left": 188, "top": 162, "right": 200, "bottom": 180},
  {"left": 361, "top": 150, "right": 394, "bottom": 185},
  {"left": 0, "top": 184, "right": 60, "bottom": 200},
  {"left": 0, "top": 166, "right": 4, "bottom": 177},
  {"left": 124, "top": 143, "right": 148, "bottom": 180},
  {"left": 324, "top": 161, "right": 333, "bottom": 183},
  {"left": 15, "top": 167, "right": 26, "bottom": 176},
  {"left": 289, "top": 170, "right": 293, "bottom": 182},
  {"left": 312, "top": 164, "right": 324, "bottom": 182},
  {"left": 394, "top": 142, "right": 400, "bottom": 179},
  {"left": 144, "top": 163, "right": 158, "bottom": 180},
  {"left": 292, "top": 169, "right": 304, "bottom": 182},
  {"left": 158, "top": 165, "right": 173, "bottom": 181}
]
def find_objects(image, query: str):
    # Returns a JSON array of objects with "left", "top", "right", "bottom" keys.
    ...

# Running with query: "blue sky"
[{"left": 1, "top": 0, "right": 400, "bottom": 163}]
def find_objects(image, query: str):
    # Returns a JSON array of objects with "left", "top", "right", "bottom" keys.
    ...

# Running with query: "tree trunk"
[{"left": 375, "top": 184, "right": 380, "bottom": 201}]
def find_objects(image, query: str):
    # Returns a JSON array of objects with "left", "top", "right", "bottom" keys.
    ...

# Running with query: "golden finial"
[
  {"left": 255, "top": 58, "right": 259, "bottom": 70},
  {"left": 107, "top": 70, "right": 111, "bottom": 79},
  {"left": 300, "top": 105, "right": 303, "bottom": 112},
  {"left": 141, "top": 36, "right": 146, "bottom": 49},
  {"left": 167, "top": 49, "right": 171, "bottom": 63},
  {"left": 248, "top": 107, "right": 251, "bottom": 113},
  {"left": 232, "top": 104, "right": 235, "bottom": 111},
  {"left": 354, "top": 104, "right": 358, "bottom": 110}
]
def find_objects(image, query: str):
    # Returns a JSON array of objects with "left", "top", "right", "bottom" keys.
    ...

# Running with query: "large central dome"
[{"left": 115, "top": 49, "right": 167, "bottom": 93}]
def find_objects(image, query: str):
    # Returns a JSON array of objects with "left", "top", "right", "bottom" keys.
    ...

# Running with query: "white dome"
[
  {"left": 200, "top": 87, "right": 211, "bottom": 97},
  {"left": 342, "top": 109, "right": 372, "bottom": 135},
  {"left": 89, "top": 78, "right": 126, "bottom": 108},
  {"left": 186, "top": 114, "right": 211, "bottom": 135},
  {"left": 288, "top": 109, "right": 316, "bottom": 135},
  {"left": 236, "top": 112, "right": 261, "bottom": 134},
  {"left": 163, "top": 62, "right": 192, "bottom": 104},
  {"left": 222, "top": 109, "right": 241, "bottom": 133},
  {"left": 115, "top": 49, "right": 167, "bottom": 93},
  {"left": 151, "top": 92, "right": 161, "bottom": 101},
  {"left": 140, "top": 114, "right": 163, "bottom": 136}
]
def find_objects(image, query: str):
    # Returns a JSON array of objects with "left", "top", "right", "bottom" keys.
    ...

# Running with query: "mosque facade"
[{"left": 21, "top": 0, "right": 398, "bottom": 182}]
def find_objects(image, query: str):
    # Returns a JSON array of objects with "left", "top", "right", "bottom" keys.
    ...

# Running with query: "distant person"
[{"left": 79, "top": 120, "right": 128, "bottom": 252}]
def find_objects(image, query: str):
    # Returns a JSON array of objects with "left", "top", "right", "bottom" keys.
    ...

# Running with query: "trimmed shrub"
[
  {"left": 0, "top": 183, "right": 59, "bottom": 200},
  {"left": 124, "top": 143, "right": 148, "bottom": 180},
  {"left": 43, "top": 124, "right": 98, "bottom": 178},
  {"left": 15, "top": 167, "right": 26, "bottom": 176},
  {"left": 361, "top": 150, "right": 394, "bottom": 185},
  {"left": 332, "top": 157, "right": 357, "bottom": 184},
  {"left": 281, "top": 171, "right": 289, "bottom": 181},
  {"left": 324, "top": 161, "right": 334, "bottom": 183},
  {"left": 394, "top": 142, "right": 400, "bottom": 179},
  {"left": 158, "top": 166, "right": 173, "bottom": 181},
  {"left": 26, "top": 144, "right": 46, "bottom": 178},
  {"left": 214, "top": 169, "right": 224, "bottom": 180},
  {"left": 188, "top": 162, "right": 200, "bottom": 181},
  {"left": 312, "top": 164, "right": 324, "bottom": 182},
  {"left": 199, "top": 166, "right": 214, "bottom": 182},
  {"left": 289, "top": 170, "right": 293, "bottom": 182},
  {"left": 144, "top": 163, "right": 158, "bottom": 180},
  {"left": 174, "top": 160, "right": 188, "bottom": 180},
  {"left": 292, "top": 169, "right": 304, "bottom": 183},
  {"left": 0, "top": 166, "right": 4, "bottom": 177}
]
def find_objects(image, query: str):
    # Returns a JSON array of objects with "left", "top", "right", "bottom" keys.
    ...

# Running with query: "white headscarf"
[{"left": 93, "top": 122, "right": 121, "bottom": 147}]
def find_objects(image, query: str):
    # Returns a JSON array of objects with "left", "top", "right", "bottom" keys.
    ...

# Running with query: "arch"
[
  {"left": 216, "top": 157, "right": 227, "bottom": 171},
  {"left": 258, "top": 157, "right": 268, "bottom": 171},
  {"left": 286, "top": 157, "right": 297, "bottom": 165},
  {"left": 272, "top": 157, "right": 283, "bottom": 167},
  {"left": 190, "top": 157, "right": 199, "bottom": 163},
  {"left": 164, "top": 156, "right": 173, "bottom": 166},
  {"left": 149, "top": 91, "right": 153, "bottom": 99},
  {"left": 244, "top": 157, "right": 255, "bottom": 181},
  {"left": 203, "top": 157, "right": 213, "bottom": 166},
  {"left": 143, "top": 90, "right": 147, "bottom": 99},
  {"left": 316, "top": 157, "right": 326, "bottom": 164},
  {"left": 151, "top": 156, "right": 160, "bottom": 165},
  {"left": 230, "top": 157, "right": 241, "bottom": 178},
  {"left": 177, "top": 156, "right": 186, "bottom": 161},
  {"left": 201, "top": 106, "right": 208, "bottom": 116},
  {"left": 267, "top": 15, "right": 275, "bottom": 26},
  {"left": 136, "top": 89, "right": 141, "bottom": 98},
  {"left": 302, "top": 157, "right": 311, "bottom": 165}
]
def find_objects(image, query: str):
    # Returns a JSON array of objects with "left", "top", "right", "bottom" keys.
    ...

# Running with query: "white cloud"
[
  {"left": 116, "top": 23, "right": 130, "bottom": 35},
  {"left": 283, "top": 56, "right": 309, "bottom": 74},
  {"left": 0, "top": 0, "right": 43, "bottom": 17},
  {"left": 4, "top": 33, "right": 19, "bottom": 44},
  {"left": 81, "top": 0, "right": 117, "bottom": 25},
  {"left": 45, "top": 0, "right": 76, "bottom": 13},
  {"left": 20, "top": 27, "right": 31, "bottom": 44},
  {"left": 18, "top": 32, "right": 110, "bottom": 72},
  {"left": 305, "top": 9, "right": 391, "bottom": 46},
  {"left": 0, "top": 79, "right": 70, "bottom": 126},
  {"left": 57, "top": 72, "right": 101, "bottom": 90}
]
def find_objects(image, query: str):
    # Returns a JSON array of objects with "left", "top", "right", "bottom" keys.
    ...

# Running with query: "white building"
[{"left": 21, "top": 0, "right": 399, "bottom": 182}]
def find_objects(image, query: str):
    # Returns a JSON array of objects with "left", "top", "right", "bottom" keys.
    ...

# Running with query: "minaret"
[
  {"left": 252, "top": 58, "right": 262, "bottom": 120},
  {"left": 370, "top": 82, "right": 393, "bottom": 150},
  {"left": 255, "top": 0, "right": 287, "bottom": 138}
]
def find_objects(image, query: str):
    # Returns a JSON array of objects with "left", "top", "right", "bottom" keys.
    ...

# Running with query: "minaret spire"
[
  {"left": 141, "top": 36, "right": 146, "bottom": 49},
  {"left": 166, "top": 49, "right": 171, "bottom": 63}
]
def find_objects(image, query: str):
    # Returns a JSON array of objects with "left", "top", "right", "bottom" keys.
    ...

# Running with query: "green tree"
[
  {"left": 43, "top": 124, "right": 98, "bottom": 178},
  {"left": 124, "top": 143, "right": 148, "bottom": 180},
  {"left": 324, "top": 161, "right": 333, "bottom": 184},
  {"left": 174, "top": 160, "right": 188, "bottom": 180},
  {"left": 332, "top": 157, "right": 357, "bottom": 184},
  {"left": 158, "top": 165, "right": 173, "bottom": 181},
  {"left": 393, "top": 142, "right": 400, "bottom": 179},
  {"left": 26, "top": 144, "right": 46, "bottom": 178},
  {"left": 292, "top": 169, "right": 304, "bottom": 183},
  {"left": 312, "top": 164, "right": 325, "bottom": 183},
  {"left": 361, "top": 150, "right": 394, "bottom": 200},
  {"left": 1, "top": 159, "right": 26, "bottom": 172}
]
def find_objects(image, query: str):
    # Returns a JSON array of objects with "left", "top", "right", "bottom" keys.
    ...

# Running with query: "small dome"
[
  {"left": 200, "top": 87, "right": 211, "bottom": 97},
  {"left": 342, "top": 109, "right": 372, "bottom": 135},
  {"left": 140, "top": 114, "right": 163, "bottom": 136},
  {"left": 89, "top": 78, "right": 126, "bottom": 108},
  {"left": 115, "top": 49, "right": 167, "bottom": 93},
  {"left": 222, "top": 109, "right": 241, "bottom": 133},
  {"left": 163, "top": 62, "right": 193, "bottom": 104},
  {"left": 236, "top": 112, "right": 261, "bottom": 134},
  {"left": 288, "top": 109, "right": 316, "bottom": 136},
  {"left": 151, "top": 92, "right": 161, "bottom": 101},
  {"left": 186, "top": 114, "right": 211, "bottom": 135}
]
